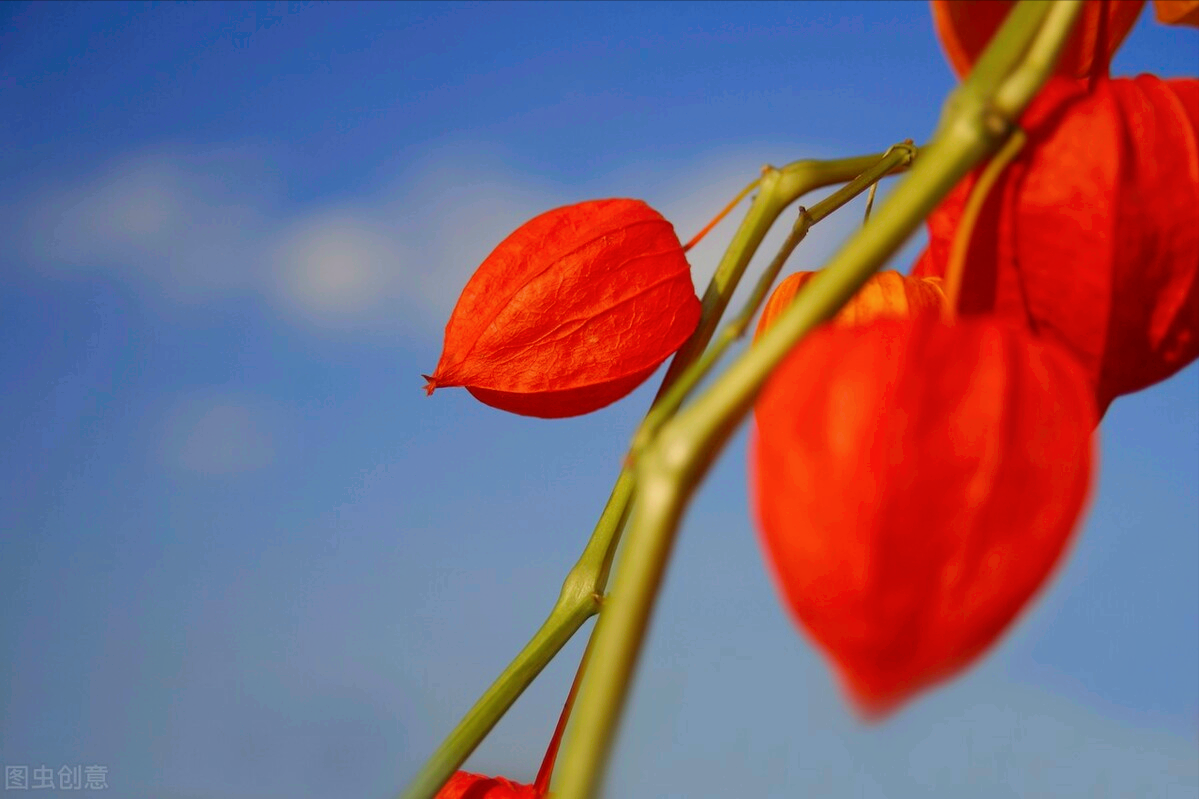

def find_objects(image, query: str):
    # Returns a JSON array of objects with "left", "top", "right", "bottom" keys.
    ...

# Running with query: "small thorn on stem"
[{"left": 862, "top": 182, "right": 879, "bottom": 225}]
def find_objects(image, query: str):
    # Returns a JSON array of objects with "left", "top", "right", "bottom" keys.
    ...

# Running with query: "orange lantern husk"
[
  {"left": 435, "top": 771, "right": 541, "bottom": 799},
  {"left": 930, "top": 0, "right": 1145, "bottom": 82},
  {"left": 755, "top": 270, "right": 947, "bottom": 341},
  {"left": 751, "top": 317, "right": 1096, "bottom": 717},
  {"left": 424, "top": 198, "right": 702, "bottom": 418},
  {"left": 914, "top": 75, "right": 1199, "bottom": 416},
  {"left": 1153, "top": 0, "right": 1199, "bottom": 25}
]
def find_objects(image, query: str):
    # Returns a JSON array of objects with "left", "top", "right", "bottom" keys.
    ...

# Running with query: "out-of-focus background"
[{"left": 1, "top": 2, "right": 1195, "bottom": 797}]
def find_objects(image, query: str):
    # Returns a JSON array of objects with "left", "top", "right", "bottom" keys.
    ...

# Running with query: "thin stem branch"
[
  {"left": 682, "top": 178, "right": 760, "bottom": 252},
  {"left": 631, "top": 141, "right": 916, "bottom": 453},
  {"left": 659, "top": 152, "right": 911, "bottom": 392},
  {"left": 401, "top": 598, "right": 594, "bottom": 799},
  {"left": 533, "top": 638, "right": 593, "bottom": 794},
  {"left": 942, "top": 127, "right": 1027, "bottom": 320}
]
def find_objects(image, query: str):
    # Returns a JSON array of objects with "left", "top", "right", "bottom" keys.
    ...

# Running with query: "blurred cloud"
[
  {"left": 12, "top": 145, "right": 566, "bottom": 336},
  {"left": 162, "top": 392, "right": 277, "bottom": 474},
  {"left": 12, "top": 142, "right": 891, "bottom": 338},
  {"left": 269, "top": 210, "right": 406, "bottom": 322},
  {"left": 25, "top": 151, "right": 270, "bottom": 299},
  {"left": 396, "top": 157, "right": 565, "bottom": 321},
  {"left": 899, "top": 688, "right": 1199, "bottom": 797}
]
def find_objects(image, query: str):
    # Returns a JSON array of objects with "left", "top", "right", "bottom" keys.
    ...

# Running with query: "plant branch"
[
  {"left": 631, "top": 141, "right": 917, "bottom": 453},
  {"left": 942, "top": 127, "right": 1027, "bottom": 319}
]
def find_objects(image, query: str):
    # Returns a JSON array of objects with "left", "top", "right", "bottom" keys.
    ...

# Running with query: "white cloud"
[
  {"left": 269, "top": 211, "right": 406, "bottom": 323},
  {"left": 899, "top": 682, "right": 1199, "bottom": 797},
  {"left": 25, "top": 151, "right": 269, "bottom": 299},
  {"left": 13, "top": 145, "right": 564, "bottom": 336},
  {"left": 163, "top": 393, "right": 277, "bottom": 475},
  {"left": 14, "top": 142, "right": 913, "bottom": 338},
  {"left": 385, "top": 156, "right": 565, "bottom": 325}
]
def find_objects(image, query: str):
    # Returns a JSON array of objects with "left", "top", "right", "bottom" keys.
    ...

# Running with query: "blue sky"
[{"left": 1, "top": 2, "right": 1196, "bottom": 798}]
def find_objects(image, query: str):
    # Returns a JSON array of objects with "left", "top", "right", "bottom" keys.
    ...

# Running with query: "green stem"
[
  {"left": 659, "top": 152, "right": 910, "bottom": 391},
  {"left": 993, "top": 0, "right": 1092, "bottom": 116},
  {"left": 934, "top": 0, "right": 1052, "bottom": 140},
  {"left": 552, "top": 3, "right": 1083, "bottom": 797},
  {"left": 399, "top": 149, "right": 916, "bottom": 799},
  {"left": 631, "top": 142, "right": 916, "bottom": 454},
  {"left": 399, "top": 598, "right": 596, "bottom": 799}
]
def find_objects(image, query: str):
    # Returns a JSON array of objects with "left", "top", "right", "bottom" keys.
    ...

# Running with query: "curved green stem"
[
  {"left": 943, "top": 127, "right": 1028, "bottom": 318},
  {"left": 659, "top": 152, "right": 911, "bottom": 391},
  {"left": 552, "top": 3, "right": 1083, "bottom": 797},
  {"left": 631, "top": 141, "right": 916, "bottom": 453}
]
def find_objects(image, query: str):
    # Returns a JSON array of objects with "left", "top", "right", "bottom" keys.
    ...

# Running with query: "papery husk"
[
  {"left": 754, "top": 270, "right": 946, "bottom": 341},
  {"left": 752, "top": 317, "right": 1096, "bottom": 717},
  {"left": 914, "top": 75, "right": 1199, "bottom": 416},
  {"left": 425, "top": 199, "right": 701, "bottom": 418},
  {"left": 930, "top": 0, "right": 1145, "bottom": 81}
]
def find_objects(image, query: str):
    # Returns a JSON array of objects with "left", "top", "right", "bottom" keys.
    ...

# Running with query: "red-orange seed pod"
[
  {"left": 1154, "top": 0, "right": 1199, "bottom": 25},
  {"left": 930, "top": 0, "right": 1145, "bottom": 81},
  {"left": 752, "top": 317, "right": 1096, "bottom": 717},
  {"left": 423, "top": 199, "right": 702, "bottom": 418},
  {"left": 754, "top": 270, "right": 946, "bottom": 341},
  {"left": 915, "top": 75, "right": 1199, "bottom": 415},
  {"left": 435, "top": 771, "right": 540, "bottom": 799}
]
